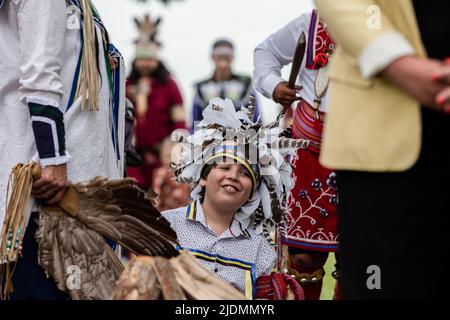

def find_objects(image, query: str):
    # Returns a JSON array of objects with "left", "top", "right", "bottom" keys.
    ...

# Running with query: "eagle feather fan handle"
[{"left": 1, "top": 162, "right": 180, "bottom": 300}]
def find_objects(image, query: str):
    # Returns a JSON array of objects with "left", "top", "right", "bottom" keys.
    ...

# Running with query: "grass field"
[{"left": 320, "top": 254, "right": 337, "bottom": 300}]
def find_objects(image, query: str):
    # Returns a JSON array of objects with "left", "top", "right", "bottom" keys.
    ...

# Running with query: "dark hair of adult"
[
  {"left": 128, "top": 59, "right": 171, "bottom": 84},
  {"left": 212, "top": 39, "right": 234, "bottom": 51}
]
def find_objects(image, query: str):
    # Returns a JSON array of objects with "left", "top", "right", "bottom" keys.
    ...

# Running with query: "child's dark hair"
[{"left": 198, "top": 164, "right": 215, "bottom": 202}]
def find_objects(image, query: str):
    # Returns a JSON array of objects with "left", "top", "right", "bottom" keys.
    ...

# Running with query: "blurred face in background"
[
  {"left": 212, "top": 53, "right": 233, "bottom": 72},
  {"left": 160, "top": 138, "right": 175, "bottom": 167},
  {"left": 134, "top": 58, "right": 160, "bottom": 76},
  {"left": 212, "top": 45, "right": 234, "bottom": 74}
]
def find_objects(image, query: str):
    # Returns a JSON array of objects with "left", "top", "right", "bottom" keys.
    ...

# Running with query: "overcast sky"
[{"left": 94, "top": 0, "right": 314, "bottom": 124}]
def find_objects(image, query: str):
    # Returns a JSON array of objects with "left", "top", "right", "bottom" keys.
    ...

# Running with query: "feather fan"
[{"left": 35, "top": 176, "right": 179, "bottom": 299}]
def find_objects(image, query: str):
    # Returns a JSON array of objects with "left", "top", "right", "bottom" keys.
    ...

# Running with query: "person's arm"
[
  {"left": 380, "top": 56, "right": 445, "bottom": 109},
  {"left": 315, "top": 0, "right": 446, "bottom": 109},
  {"left": 18, "top": 0, "right": 69, "bottom": 203},
  {"left": 168, "top": 78, "right": 187, "bottom": 132},
  {"left": 253, "top": 17, "right": 303, "bottom": 106}
]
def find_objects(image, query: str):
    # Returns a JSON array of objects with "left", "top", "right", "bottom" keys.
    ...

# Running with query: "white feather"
[
  {"left": 240, "top": 191, "right": 261, "bottom": 215},
  {"left": 179, "top": 164, "right": 201, "bottom": 183},
  {"left": 259, "top": 183, "right": 272, "bottom": 220},
  {"left": 280, "top": 163, "right": 294, "bottom": 189},
  {"left": 268, "top": 149, "right": 284, "bottom": 169},
  {"left": 254, "top": 223, "right": 263, "bottom": 235},
  {"left": 188, "top": 128, "right": 220, "bottom": 145},
  {"left": 190, "top": 184, "right": 202, "bottom": 200},
  {"left": 202, "top": 98, "right": 242, "bottom": 129}
]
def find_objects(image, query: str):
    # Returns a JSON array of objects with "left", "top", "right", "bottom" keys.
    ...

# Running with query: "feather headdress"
[
  {"left": 133, "top": 13, "right": 162, "bottom": 60},
  {"left": 171, "top": 96, "right": 309, "bottom": 236}
]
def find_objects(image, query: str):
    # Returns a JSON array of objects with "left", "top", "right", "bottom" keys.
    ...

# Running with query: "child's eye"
[{"left": 241, "top": 171, "right": 250, "bottom": 178}]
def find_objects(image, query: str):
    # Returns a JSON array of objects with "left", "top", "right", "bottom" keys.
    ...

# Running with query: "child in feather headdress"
[{"left": 162, "top": 97, "right": 308, "bottom": 299}]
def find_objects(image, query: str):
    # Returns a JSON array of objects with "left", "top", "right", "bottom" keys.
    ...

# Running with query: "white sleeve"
[
  {"left": 358, "top": 31, "right": 415, "bottom": 79},
  {"left": 253, "top": 16, "right": 304, "bottom": 99},
  {"left": 17, "top": 0, "right": 67, "bottom": 112}
]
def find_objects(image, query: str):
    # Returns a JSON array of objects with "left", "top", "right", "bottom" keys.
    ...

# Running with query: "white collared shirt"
[
  {"left": 0, "top": 0, "right": 123, "bottom": 231},
  {"left": 162, "top": 200, "right": 276, "bottom": 298},
  {"left": 253, "top": 12, "right": 330, "bottom": 112}
]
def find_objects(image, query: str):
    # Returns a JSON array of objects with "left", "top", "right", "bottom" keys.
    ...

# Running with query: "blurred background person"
[
  {"left": 191, "top": 39, "right": 261, "bottom": 130},
  {"left": 95, "top": 0, "right": 318, "bottom": 131},
  {"left": 151, "top": 137, "right": 190, "bottom": 211},
  {"left": 126, "top": 13, "right": 186, "bottom": 189}
]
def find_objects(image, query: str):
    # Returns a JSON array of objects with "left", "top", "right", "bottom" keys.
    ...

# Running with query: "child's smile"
[
  {"left": 221, "top": 182, "right": 240, "bottom": 193},
  {"left": 201, "top": 163, "right": 253, "bottom": 211}
]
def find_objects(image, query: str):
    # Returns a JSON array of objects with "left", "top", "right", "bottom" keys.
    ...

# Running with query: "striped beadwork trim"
[
  {"left": 185, "top": 201, "right": 197, "bottom": 220},
  {"left": 177, "top": 246, "right": 257, "bottom": 299},
  {"left": 185, "top": 201, "right": 251, "bottom": 238},
  {"left": 293, "top": 100, "right": 325, "bottom": 153},
  {"left": 306, "top": 9, "right": 319, "bottom": 68}
]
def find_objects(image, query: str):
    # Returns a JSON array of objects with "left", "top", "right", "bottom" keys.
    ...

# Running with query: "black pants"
[
  {"left": 337, "top": 108, "right": 450, "bottom": 299},
  {"left": 2, "top": 213, "right": 69, "bottom": 300}
]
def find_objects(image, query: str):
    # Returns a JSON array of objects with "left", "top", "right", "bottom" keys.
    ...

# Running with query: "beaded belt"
[{"left": 292, "top": 100, "right": 325, "bottom": 153}]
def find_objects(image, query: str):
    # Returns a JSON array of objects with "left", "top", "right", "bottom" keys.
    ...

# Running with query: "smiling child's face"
[{"left": 200, "top": 162, "right": 253, "bottom": 213}]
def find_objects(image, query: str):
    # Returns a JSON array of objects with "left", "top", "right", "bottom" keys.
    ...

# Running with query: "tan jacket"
[{"left": 315, "top": 0, "right": 427, "bottom": 171}]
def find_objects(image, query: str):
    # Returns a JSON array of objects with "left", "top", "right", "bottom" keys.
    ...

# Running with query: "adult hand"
[
  {"left": 381, "top": 56, "right": 447, "bottom": 110},
  {"left": 108, "top": 55, "right": 119, "bottom": 71},
  {"left": 435, "top": 86, "right": 450, "bottom": 113},
  {"left": 431, "top": 59, "right": 450, "bottom": 83},
  {"left": 273, "top": 81, "right": 302, "bottom": 108},
  {"left": 32, "top": 164, "right": 69, "bottom": 204},
  {"left": 431, "top": 61, "right": 450, "bottom": 112}
]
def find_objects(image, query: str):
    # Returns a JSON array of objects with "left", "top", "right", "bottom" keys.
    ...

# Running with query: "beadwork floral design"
[
  {"left": 326, "top": 172, "right": 338, "bottom": 190},
  {"left": 311, "top": 178, "right": 322, "bottom": 191},
  {"left": 299, "top": 190, "right": 308, "bottom": 199},
  {"left": 285, "top": 152, "right": 339, "bottom": 246}
]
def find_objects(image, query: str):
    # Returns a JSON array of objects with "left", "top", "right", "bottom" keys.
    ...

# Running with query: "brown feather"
[
  {"left": 111, "top": 254, "right": 245, "bottom": 300},
  {"left": 265, "top": 179, "right": 283, "bottom": 224},
  {"left": 35, "top": 176, "right": 180, "bottom": 299}
]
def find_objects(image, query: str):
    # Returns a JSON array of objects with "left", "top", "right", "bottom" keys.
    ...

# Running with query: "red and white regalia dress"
[{"left": 283, "top": 10, "right": 338, "bottom": 253}]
